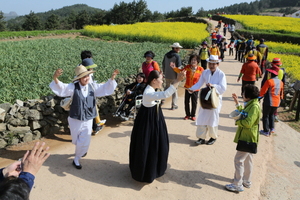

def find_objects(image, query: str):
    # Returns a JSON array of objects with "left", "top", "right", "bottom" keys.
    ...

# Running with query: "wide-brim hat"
[
  {"left": 208, "top": 55, "right": 220, "bottom": 63},
  {"left": 73, "top": 65, "right": 95, "bottom": 82},
  {"left": 170, "top": 42, "right": 183, "bottom": 48},
  {"left": 271, "top": 58, "right": 282, "bottom": 66},
  {"left": 247, "top": 54, "right": 256, "bottom": 60},
  {"left": 266, "top": 64, "right": 280, "bottom": 75},
  {"left": 82, "top": 58, "right": 98, "bottom": 69}
]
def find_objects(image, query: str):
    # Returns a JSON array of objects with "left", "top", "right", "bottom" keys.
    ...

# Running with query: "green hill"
[{"left": 6, "top": 4, "right": 104, "bottom": 29}]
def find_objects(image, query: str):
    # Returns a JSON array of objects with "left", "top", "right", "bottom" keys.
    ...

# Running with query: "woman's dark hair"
[
  {"left": 144, "top": 51, "right": 155, "bottom": 58},
  {"left": 81, "top": 50, "right": 93, "bottom": 60},
  {"left": 136, "top": 73, "right": 145, "bottom": 80},
  {"left": 188, "top": 54, "right": 200, "bottom": 64},
  {"left": 243, "top": 84, "right": 260, "bottom": 99},
  {"left": 0, "top": 176, "right": 30, "bottom": 200},
  {"left": 146, "top": 70, "right": 161, "bottom": 85}
]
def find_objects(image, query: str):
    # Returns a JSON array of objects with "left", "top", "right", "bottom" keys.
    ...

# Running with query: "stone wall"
[{"left": 0, "top": 76, "right": 136, "bottom": 148}]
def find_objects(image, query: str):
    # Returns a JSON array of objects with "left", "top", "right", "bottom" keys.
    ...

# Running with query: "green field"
[
  {"left": 0, "top": 30, "right": 80, "bottom": 39},
  {"left": 0, "top": 38, "right": 186, "bottom": 103}
]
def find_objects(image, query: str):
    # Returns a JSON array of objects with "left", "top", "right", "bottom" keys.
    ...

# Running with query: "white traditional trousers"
[
  {"left": 196, "top": 125, "right": 218, "bottom": 139},
  {"left": 68, "top": 117, "right": 93, "bottom": 161},
  {"left": 233, "top": 151, "right": 253, "bottom": 186}
]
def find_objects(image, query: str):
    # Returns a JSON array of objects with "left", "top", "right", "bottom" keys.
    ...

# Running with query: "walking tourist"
[
  {"left": 162, "top": 42, "right": 183, "bottom": 110},
  {"left": 259, "top": 65, "right": 284, "bottom": 137}
]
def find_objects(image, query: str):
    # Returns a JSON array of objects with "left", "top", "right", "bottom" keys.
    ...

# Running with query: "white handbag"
[
  {"left": 60, "top": 83, "right": 95, "bottom": 111},
  {"left": 60, "top": 97, "right": 72, "bottom": 111}
]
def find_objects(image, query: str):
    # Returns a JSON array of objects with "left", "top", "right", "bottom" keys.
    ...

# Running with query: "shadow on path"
[
  {"left": 157, "top": 165, "right": 232, "bottom": 191},
  {"left": 45, "top": 154, "right": 231, "bottom": 191}
]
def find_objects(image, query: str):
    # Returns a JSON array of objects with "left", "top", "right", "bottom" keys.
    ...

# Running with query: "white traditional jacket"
[{"left": 190, "top": 68, "right": 227, "bottom": 127}]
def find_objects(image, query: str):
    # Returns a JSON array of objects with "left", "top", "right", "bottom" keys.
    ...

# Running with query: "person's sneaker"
[
  {"left": 274, "top": 116, "right": 280, "bottom": 122},
  {"left": 270, "top": 128, "right": 275, "bottom": 133},
  {"left": 206, "top": 137, "right": 216, "bottom": 145},
  {"left": 225, "top": 184, "right": 244, "bottom": 193},
  {"left": 191, "top": 117, "right": 196, "bottom": 121},
  {"left": 242, "top": 181, "right": 251, "bottom": 188},
  {"left": 260, "top": 130, "right": 270, "bottom": 137},
  {"left": 100, "top": 119, "right": 106, "bottom": 126},
  {"left": 170, "top": 105, "right": 178, "bottom": 110},
  {"left": 184, "top": 116, "right": 190, "bottom": 120},
  {"left": 120, "top": 115, "right": 129, "bottom": 121},
  {"left": 92, "top": 125, "right": 103, "bottom": 135},
  {"left": 195, "top": 138, "right": 205, "bottom": 145}
]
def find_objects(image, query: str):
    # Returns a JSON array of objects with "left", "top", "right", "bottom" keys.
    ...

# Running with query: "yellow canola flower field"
[
  {"left": 224, "top": 15, "right": 300, "bottom": 35},
  {"left": 268, "top": 53, "right": 300, "bottom": 81},
  {"left": 84, "top": 22, "right": 209, "bottom": 48},
  {"left": 264, "top": 41, "right": 300, "bottom": 54}
]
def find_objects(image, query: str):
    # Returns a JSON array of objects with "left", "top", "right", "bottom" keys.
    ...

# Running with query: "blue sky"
[{"left": 1, "top": 0, "right": 254, "bottom": 15}]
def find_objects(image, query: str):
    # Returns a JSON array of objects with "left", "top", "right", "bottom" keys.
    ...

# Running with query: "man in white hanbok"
[
  {"left": 50, "top": 65, "right": 118, "bottom": 169},
  {"left": 189, "top": 55, "right": 227, "bottom": 145}
]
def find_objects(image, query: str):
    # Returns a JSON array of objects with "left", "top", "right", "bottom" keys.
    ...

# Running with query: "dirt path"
[{"left": 1, "top": 21, "right": 300, "bottom": 200}]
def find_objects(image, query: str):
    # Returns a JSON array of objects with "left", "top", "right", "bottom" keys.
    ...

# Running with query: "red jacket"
[{"left": 240, "top": 61, "right": 261, "bottom": 81}]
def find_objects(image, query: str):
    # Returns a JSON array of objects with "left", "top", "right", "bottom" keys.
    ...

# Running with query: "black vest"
[{"left": 69, "top": 82, "right": 97, "bottom": 121}]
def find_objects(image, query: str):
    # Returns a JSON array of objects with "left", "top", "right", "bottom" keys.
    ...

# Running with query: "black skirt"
[{"left": 129, "top": 104, "right": 169, "bottom": 183}]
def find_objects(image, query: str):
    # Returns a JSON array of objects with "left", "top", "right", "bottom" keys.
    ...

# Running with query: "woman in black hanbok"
[{"left": 129, "top": 70, "right": 185, "bottom": 183}]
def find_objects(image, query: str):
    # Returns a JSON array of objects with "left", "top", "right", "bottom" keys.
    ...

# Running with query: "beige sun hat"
[
  {"left": 170, "top": 42, "right": 183, "bottom": 48},
  {"left": 72, "top": 65, "right": 95, "bottom": 82},
  {"left": 207, "top": 55, "right": 220, "bottom": 63}
]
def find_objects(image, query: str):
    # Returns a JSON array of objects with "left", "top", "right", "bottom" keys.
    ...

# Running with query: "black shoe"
[
  {"left": 82, "top": 152, "right": 87, "bottom": 157},
  {"left": 206, "top": 138, "right": 216, "bottom": 145},
  {"left": 195, "top": 138, "right": 206, "bottom": 145},
  {"left": 72, "top": 161, "right": 82, "bottom": 169},
  {"left": 92, "top": 125, "right": 103, "bottom": 135}
]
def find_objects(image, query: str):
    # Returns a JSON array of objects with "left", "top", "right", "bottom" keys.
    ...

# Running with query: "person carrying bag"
[{"left": 225, "top": 84, "right": 261, "bottom": 193}]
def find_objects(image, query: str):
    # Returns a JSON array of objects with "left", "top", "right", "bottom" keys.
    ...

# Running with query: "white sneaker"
[
  {"left": 100, "top": 119, "right": 106, "bottom": 125},
  {"left": 243, "top": 181, "right": 251, "bottom": 188},
  {"left": 225, "top": 184, "right": 244, "bottom": 193}
]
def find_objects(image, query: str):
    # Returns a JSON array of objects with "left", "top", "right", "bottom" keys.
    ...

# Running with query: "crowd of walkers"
[
  {"left": 0, "top": 19, "right": 286, "bottom": 198},
  {"left": 209, "top": 20, "right": 285, "bottom": 193}
]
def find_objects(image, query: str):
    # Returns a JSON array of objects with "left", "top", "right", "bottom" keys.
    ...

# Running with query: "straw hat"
[
  {"left": 73, "top": 65, "right": 95, "bottom": 82},
  {"left": 170, "top": 42, "right": 183, "bottom": 48},
  {"left": 208, "top": 55, "right": 220, "bottom": 63}
]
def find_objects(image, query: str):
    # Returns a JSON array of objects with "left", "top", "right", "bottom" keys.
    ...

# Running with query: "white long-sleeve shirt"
[
  {"left": 49, "top": 79, "right": 117, "bottom": 98},
  {"left": 190, "top": 68, "right": 227, "bottom": 127},
  {"left": 142, "top": 85, "right": 176, "bottom": 107}
]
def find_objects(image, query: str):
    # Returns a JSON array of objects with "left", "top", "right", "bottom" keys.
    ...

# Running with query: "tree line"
[
  {"left": 197, "top": 0, "right": 299, "bottom": 16},
  {"left": 0, "top": 2, "right": 194, "bottom": 31},
  {"left": 0, "top": 0, "right": 299, "bottom": 32}
]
